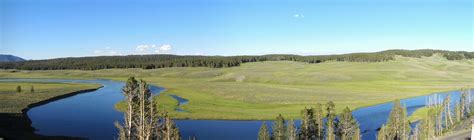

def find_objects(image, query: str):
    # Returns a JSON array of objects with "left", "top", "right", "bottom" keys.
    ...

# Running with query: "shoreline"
[
  {"left": 0, "top": 87, "right": 102, "bottom": 140},
  {"left": 164, "top": 88, "right": 473, "bottom": 121}
]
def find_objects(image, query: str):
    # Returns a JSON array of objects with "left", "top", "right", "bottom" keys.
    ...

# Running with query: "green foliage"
[
  {"left": 299, "top": 104, "right": 326, "bottom": 139},
  {"left": 30, "top": 85, "right": 34, "bottom": 93},
  {"left": 326, "top": 101, "right": 336, "bottom": 140},
  {"left": 460, "top": 89, "right": 471, "bottom": 118},
  {"left": 299, "top": 108, "right": 316, "bottom": 139},
  {"left": 0, "top": 82, "right": 100, "bottom": 113},
  {"left": 381, "top": 99, "right": 411, "bottom": 140},
  {"left": 16, "top": 85, "right": 21, "bottom": 93},
  {"left": 286, "top": 120, "right": 297, "bottom": 140},
  {"left": 1, "top": 56, "right": 473, "bottom": 120},
  {"left": 270, "top": 102, "right": 362, "bottom": 140},
  {"left": 337, "top": 107, "right": 360, "bottom": 140},
  {"left": 410, "top": 92, "right": 473, "bottom": 139},
  {"left": 272, "top": 114, "right": 286, "bottom": 140},
  {"left": 1, "top": 49, "right": 472, "bottom": 70},
  {"left": 455, "top": 102, "right": 461, "bottom": 122},
  {"left": 314, "top": 103, "right": 324, "bottom": 138},
  {"left": 417, "top": 108, "right": 436, "bottom": 139},
  {"left": 258, "top": 122, "right": 270, "bottom": 140},
  {"left": 115, "top": 77, "right": 181, "bottom": 140}
]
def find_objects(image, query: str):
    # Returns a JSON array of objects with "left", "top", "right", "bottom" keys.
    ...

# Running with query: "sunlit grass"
[
  {"left": 1, "top": 56, "right": 473, "bottom": 119},
  {"left": 408, "top": 107, "right": 429, "bottom": 122},
  {"left": 0, "top": 82, "right": 101, "bottom": 113}
]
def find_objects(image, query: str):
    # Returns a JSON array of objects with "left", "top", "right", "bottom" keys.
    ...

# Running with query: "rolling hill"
[
  {"left": 0, "top": 55, "right": 25, "bottom": 62},
  {"left": 1, "top": 55, "right": 473, "bottom": 120}
]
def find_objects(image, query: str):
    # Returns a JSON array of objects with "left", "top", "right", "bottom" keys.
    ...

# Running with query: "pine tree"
[
  {"left": 287, "top": 120, "right": 297, "bottom": 140},
  {"left": 272, "top": 114, "right": 286, "bottom": 140},
  {"left": 314, "top": 103, "right": 324, "bottom": 139},
  {"left": 299, "top": 108, "right": 315, "bottom": 139},
  {"left": 258, "top": 122, "right": 271, "bottom": 140},
  {"left": 384, "top": 99, "right": 410, "bottom": 140},
  {"left": 163, "top": 114, "right": 180, "bottom": 140},
  {"left": 326, "top": 101, "right": 336, "bottom": 140},
  {"left": 460, "top": 89, "right": 471, "bottom": 118},
  {"left": 16, "top": 85, "right": 21, "bottom": 93},
  {"left": 30, "top": 85, "right": 35, "bottom": 93},
  {"left": 412, "top": 112, "right": 435, "bottom": 140},
  {"left": 337, "top": 107, "right": 359, "bottom": 140}
]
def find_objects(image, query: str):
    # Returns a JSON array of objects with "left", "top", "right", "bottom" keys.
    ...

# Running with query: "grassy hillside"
[
  {"left": 0, "top": 55, "right": 473, "bottom": 119},
  {"left": 0, "top": 82, "right": 101, "bottom": 113}
]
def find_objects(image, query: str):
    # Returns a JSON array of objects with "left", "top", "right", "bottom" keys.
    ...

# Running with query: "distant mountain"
[{"left": 0, "top": 54, "right": 26, "bottom": 62}]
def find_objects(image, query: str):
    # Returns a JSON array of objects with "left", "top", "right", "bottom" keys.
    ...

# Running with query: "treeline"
[
  {"left": 258, "top": 101, "right": 361, "bottom": 140},
  {"left": 1, "top": 49, "right": 473, "bottom": 70}
]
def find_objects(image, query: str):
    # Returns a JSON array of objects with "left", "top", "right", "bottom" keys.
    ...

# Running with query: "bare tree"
[{"left": 116, "top": 77, "right": 180, "bottom": 140}]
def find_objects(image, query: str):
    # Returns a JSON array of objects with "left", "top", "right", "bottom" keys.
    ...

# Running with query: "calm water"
[{"left": 0, "top": 79, "right": 471, "bottom": 140}]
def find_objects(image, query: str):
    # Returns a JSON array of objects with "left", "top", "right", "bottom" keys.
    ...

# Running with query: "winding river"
[{"left": 0, "top": 79, "right": 471, "bottom": 140}]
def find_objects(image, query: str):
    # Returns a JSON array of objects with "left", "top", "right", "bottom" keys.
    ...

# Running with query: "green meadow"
[
  {"left": 1, "top": 55, "right": 473, "bottom": 120},
  {"left": 408, "top": 107, "right": 430, "bottom": 122},
  {"left": 0, "top": 82, "right": 101, "bottom": 113}
]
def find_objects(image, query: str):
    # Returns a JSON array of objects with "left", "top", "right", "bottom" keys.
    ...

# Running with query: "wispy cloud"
[
  {"left": 135, "top": 44, "right": 173, "bottom": 54},
  {"left": 194, "top": 52, "right": 204, "bottom": 55},
  {"left": 93, "top": 47, "right": 123, "bottom": 56},
  {"left": 155, "top": 44, "right": 172, "bottom": 54},
  {"left": 93, "top": 43, "right": 174, "bottom": 56},
  {"left": 293, "top": 14, "right": 305, "bottom": 19},
  {"left": 136, "top": 44, "right": 155, "bottom": 52}
]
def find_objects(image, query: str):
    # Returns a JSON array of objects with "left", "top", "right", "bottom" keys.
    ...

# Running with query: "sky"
[{"left": 0, "top": 0, "right": 472, "bottom": 60}]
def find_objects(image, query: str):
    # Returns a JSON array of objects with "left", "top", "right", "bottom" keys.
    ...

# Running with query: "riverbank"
[
  {"left": 0, "top": 56, "right": 473, "bottom": 120},
  {"left": 0, "top": 82, "right": 102, "bottom": 139}
]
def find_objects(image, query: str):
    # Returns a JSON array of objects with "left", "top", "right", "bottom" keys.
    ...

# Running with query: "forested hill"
[
  {"left": 0, "top": 49, "right": 472, "bottom": 70},
  {"left": 0, "top": 55, "right": 25, "bottom": 62}
]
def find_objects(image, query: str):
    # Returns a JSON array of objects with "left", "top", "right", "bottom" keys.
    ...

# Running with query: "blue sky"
[{"left": 1, "top": 0, "right": 472, "bottom": 60}]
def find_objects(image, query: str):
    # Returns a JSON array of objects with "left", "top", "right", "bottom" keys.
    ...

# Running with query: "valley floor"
[
  {"left": 1, "top": 55, "right": 473, "bottom": 120},
  {"left": 0, "top": 82, "right": 101, "bottom": 139}
]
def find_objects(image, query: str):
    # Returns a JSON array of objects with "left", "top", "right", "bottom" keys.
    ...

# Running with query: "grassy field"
[
  {"left": 1, "top": 55, "right": 473, "bottom": 120},
  {"left": 408, "top": 107, "right": 429, "bottom": 122},
  {"left": 0, "top": 82, "right": 101, "bottom": 113}
]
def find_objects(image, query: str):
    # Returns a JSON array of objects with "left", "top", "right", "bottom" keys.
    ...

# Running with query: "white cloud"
[
  {"left": 93, "top": 44, "right": 173, "bottom": 56},
  {"left": 135, "top": 44, "right": 157, "bottom": 52},
  {"left": 155, "top": 44, "right": 172, "bottom": 54},
  {"left": 134, "top": 44, "right": 173, "bottom": 54},
  {"left": 194, "top": 52, "right": 204, "bottom": 55},
  {"left": 160, "top": 44, "right": 172, "bottom": 51},
  {"left": 93, "top": 47, "right": 123, "bottom": 56},
  {"left": 293, "top": 14, "right": 305, "bottom": 18}
]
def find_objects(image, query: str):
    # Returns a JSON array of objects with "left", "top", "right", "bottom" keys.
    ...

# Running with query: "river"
[{"left": 0, "top": 79, "right": 471, "bottom": 140}]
